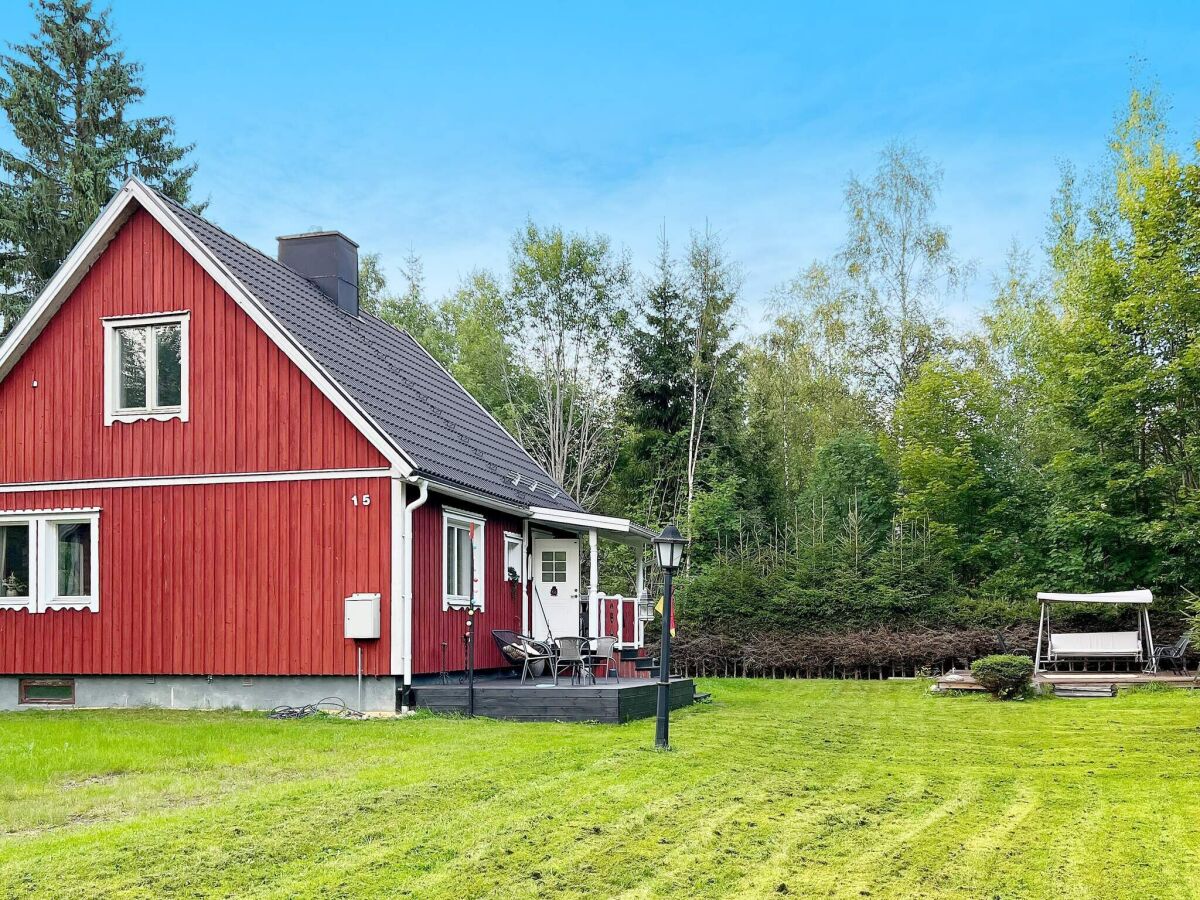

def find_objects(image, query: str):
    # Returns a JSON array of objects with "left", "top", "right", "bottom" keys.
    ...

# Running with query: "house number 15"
[{"left": 351, "top": 494, "right": 372, "bottom": 506}]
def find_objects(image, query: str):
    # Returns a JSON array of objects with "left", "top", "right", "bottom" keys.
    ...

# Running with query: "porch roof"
[{"left": 528, "top": 506, "right": 656, "bottom": 545}]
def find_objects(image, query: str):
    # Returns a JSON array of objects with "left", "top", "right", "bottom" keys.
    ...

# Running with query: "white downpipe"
[
  {"left": 401, "top": 477, "right": 429, "bottom": 710},
  {"left": 521, "top": 519, "right": 531, "bottom": 637}
]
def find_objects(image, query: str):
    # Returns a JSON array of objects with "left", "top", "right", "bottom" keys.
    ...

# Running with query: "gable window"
[
  {"left": 0, "top": 511, "right": 100, "bottom": 613},
  {"left": 443, "top": 510, "right": 485, "bottom": 609},
  {"left": 103, "top": 312, "right": 189, "bottom": 424}
]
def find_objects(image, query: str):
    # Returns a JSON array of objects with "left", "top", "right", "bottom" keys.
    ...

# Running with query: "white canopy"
[{"left": 1036, "top": 589, "right": 1153, "bottom": 606}]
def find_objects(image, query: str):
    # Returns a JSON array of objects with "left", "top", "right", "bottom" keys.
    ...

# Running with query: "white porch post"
[
  {"left": 588, "top": 527, "right": 599, "bottom": 635},
  {"left": 635, "top": 549, "right": 647, "bottom": 648}
]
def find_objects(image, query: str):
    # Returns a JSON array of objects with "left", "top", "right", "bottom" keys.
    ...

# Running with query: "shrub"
[{"left": 970, "top": 654, "right": 1034, "bottom": 699}]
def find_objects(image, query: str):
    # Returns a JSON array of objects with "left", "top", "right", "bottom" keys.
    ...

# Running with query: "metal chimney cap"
[{"left": 276, "top": 230, "right": 359, "bottom": 248}]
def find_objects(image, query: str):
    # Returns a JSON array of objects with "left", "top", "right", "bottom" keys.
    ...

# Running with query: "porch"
[
  {"left": 524, "top": 507, "right": 658, "bottom": 653},
  {"left": 408, "top": 673, "right": 699, "bottom": 723}
]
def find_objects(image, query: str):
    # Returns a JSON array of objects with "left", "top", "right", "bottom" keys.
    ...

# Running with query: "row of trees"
[
  {"left": 2, "top": 3, "right": 1196, "bottom": 655},
  {"left": 358, "top": 89, "right": 1200, "bottom": 641}
]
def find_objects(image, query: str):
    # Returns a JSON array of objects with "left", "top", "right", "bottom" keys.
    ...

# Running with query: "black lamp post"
[{"left": 652, "top": 523, "right": 686, "bottom": 750}]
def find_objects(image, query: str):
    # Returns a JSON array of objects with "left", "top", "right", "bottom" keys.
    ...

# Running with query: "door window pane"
[
  {"left": 56, "top": 523, "right": 91, "bottom": 597},
  {"left": 117, "top": 327, "right": 147, "bottom": 408},
  {"left": 541, "top": 550, "right": 568, "bottom": 582},
  {"left": 0, "top": 524, "right": 29, "bottom": 598},
  {"left": 155, "top": 324, "right": 182, "bottom": 407}
]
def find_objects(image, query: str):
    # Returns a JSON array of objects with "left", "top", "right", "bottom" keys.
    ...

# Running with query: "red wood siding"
[
  {"left": 0, "top": 477, "right": 392, "bottom": 676},
  {"left": 0, "top": 207, "right": 385, "bottom": 483},
  {"left": 411, "top": 493, "right": 524, "bottom": 674}
]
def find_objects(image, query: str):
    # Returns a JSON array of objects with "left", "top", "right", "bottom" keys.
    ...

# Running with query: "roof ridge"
[{"left": 156, "top": 189, "right": 359, "bottom": 317}]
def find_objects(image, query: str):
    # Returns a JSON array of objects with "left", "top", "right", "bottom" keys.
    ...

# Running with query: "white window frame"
[
  {"left": 443, "top": 509, "right": 485, "bottom": 610},
  {"left": 0, "top": 518, "right": 34, "bottom": 611},
  {"left": 0, "top": 509, "right": 100, "bottom": 613},
  {"left": 103, "top": 311, "right": 190, "bottom": 425},
  {"left": 504, "top": 532, "right": 523, "bottom": 584}
]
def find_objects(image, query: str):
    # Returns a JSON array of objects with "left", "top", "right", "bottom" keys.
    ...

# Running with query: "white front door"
[{"left": 531, "top": 538, "right": 581, "bottom": 641}]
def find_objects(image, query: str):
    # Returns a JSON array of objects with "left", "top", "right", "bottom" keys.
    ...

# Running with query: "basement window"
[
  {"left": 443, "top": 510, "right": 485, "bottom": 610},
  {"left": 18, "top": 678, "right": 75, "bottom": 706},
  {"left": 0, "top": 511, "right": 100, "bottom": 614},
  {"left": 103, "top": 312, "right": 189, "bottom": 424}
]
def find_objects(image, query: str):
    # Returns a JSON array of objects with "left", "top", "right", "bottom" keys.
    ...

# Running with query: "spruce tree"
[{"left": 0, "top": 0, "right": 198, "bottom": 335}]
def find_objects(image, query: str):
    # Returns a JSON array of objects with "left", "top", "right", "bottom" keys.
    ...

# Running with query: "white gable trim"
[{"left": 0, "top": 179, "right": 414, "bottom": 476}]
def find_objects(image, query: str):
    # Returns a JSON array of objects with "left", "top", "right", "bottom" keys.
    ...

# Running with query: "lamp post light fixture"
[{"left": 652, "top": 523, "right": 686, "bottom": 750}]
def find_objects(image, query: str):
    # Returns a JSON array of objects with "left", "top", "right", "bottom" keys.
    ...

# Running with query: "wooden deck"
[{"left": 409, "top": 676, "right": 698, "bottom": 723}]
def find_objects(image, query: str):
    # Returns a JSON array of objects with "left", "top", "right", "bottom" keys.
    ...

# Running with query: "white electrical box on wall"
[{"left": 344, "top": 593, "right": 381, "bottom": 640}]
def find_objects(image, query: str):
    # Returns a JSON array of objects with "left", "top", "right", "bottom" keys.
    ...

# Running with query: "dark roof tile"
[{"left": 159, "top": 194, "right": 583, "bottom": 513}]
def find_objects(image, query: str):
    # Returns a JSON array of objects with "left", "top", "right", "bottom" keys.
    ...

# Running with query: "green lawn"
[{"left": 1, "top": 680, "right": 1199, "bottom": 899}]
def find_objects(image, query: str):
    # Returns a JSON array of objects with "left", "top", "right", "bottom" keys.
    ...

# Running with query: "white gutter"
[{"left": 400, "top": 477, "right": 429, "bottom": 711}]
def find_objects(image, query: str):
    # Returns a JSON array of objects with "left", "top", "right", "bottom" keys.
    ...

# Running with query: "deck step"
[
  {"left": 1054, "top": 683, "right": 1117, "bottom": 698},
  {"left": 619, "top": 648, "right": 644, "bottom": 661}
]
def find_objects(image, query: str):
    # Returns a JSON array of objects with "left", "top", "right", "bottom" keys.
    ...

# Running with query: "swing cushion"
[{"left": 1049, "top": 631, "right": 1141, "bottom": 658}]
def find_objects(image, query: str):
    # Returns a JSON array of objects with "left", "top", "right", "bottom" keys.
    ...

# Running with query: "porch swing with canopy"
[{"left": 1033, "top": 589, "right": 1157, "bottom": 673}]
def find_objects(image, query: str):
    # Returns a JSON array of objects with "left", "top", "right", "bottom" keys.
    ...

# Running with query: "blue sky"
[{"left": 3, "top": 1, "right": 1200, "bottom": 330}]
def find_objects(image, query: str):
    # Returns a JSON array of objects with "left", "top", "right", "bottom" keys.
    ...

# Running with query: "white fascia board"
[
  {"left": 528, "top": 507, "right": 656, "bottom": 543},
  {"left": 423, "top": 479, "right": 532, "bottom": 518},
  {"left": 0, "top": 179, "right": 415, "bottom": 477},
  {"left": 0, "top": 467, "right": 396, "bottom": 493},
  {"left": 131, "top": 182, "right": 415, "bottom": 477},
  {"left": 0, "top": 181, "right": 139, "bottom": 382}
]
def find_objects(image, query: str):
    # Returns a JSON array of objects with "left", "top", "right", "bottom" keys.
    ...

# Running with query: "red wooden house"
[{"left": 0, "top": 179, "right": 656, "bottom": 712}]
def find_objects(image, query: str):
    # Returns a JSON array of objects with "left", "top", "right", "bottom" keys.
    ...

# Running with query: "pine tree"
[
  {"left": 0, "top": 0, "right": 198, "bottom": 335},
  {"left": 627, "top": 230, "right": 690, "bottom": 437}
]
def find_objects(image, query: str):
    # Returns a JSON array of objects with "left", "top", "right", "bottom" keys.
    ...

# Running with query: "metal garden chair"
[
  {"left": 554, "top": 636, "right": 593, "bottom": 685},
  {"left": 1150, "top": 634, "right": 1191, "bottom": 675},
  {"left": 491, "top": 630, "right": 557, "bottom": 684},
  {"left": 589, "top": 635, "right": 620, "bottom": 683}
]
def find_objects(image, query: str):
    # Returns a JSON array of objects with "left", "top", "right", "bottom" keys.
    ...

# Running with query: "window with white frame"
[
  {"left": 504, "top": 533, "right": 523, "bottom": 583},
  {"left": 103, "top": 312, "right": 189, "bottom": 424},
  {"left": 443, "top": 510, "right": 484, "bottom": 609},
  {"left": 0, "top": 511, "right": 99, "bottom": 613}
]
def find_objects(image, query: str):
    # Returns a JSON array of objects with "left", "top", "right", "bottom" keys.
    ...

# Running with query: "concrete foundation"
[{"left": 0, "top": 675, "right": 398, "bottom": 713}]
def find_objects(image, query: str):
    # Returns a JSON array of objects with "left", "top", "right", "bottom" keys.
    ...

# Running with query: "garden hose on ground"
[{"left": 267, "top": 697, "right": 365, "bottom": 719}]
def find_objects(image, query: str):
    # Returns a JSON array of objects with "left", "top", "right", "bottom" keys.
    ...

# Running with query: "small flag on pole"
[{"left": 654, "top": 595, "right": 675, "bottom": 637}]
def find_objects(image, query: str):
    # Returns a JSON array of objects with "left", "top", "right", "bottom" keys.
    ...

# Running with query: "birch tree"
[
  {"left": 682, "top": 226, "right": 740, "bottom": 534},
  {"left": 505, "top": 222, "right": 631, "bottom": 508}
]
